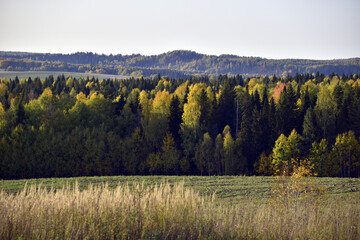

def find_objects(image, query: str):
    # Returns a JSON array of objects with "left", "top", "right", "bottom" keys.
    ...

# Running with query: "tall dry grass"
[{"left": 0, "top": 181, "right": 359, "bottom": 240}]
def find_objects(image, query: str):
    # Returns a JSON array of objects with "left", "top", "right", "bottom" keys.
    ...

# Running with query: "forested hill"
[{"left": 1, "top": 50, "right": 360, "bottom": 77}]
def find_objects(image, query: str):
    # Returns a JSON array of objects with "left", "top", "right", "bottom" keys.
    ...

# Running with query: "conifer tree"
[
  {"left": 302, "top": 107, "right": 318, "bottom": 151},
  {"left": 238, "top": 88, "right": 252, "bottom": 160},
  {"left": 268, "top": 97, "right": 277, "bottom": 147},
  {"left": 218, "top": 78, "right": 235, "bottom": 132},
  {"left": 168, "top": 95, "right": 183, "bottom": 145}
]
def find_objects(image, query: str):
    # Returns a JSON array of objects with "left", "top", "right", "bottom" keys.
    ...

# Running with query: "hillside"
[{"left": 1, "top": 50, "right": 360, "bottom": 77}]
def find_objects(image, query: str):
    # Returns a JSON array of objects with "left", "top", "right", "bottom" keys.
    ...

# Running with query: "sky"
[{"left": 0, "top": 0, "right": 359, "bottom": 59}]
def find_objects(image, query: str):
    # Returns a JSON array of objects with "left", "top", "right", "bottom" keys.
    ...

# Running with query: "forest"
[
  {"left": 1, "top": 50, "right": 360, "bottom": 77},
  {"left": 0, "top": 72, "right": 360, "bottom": 179}
]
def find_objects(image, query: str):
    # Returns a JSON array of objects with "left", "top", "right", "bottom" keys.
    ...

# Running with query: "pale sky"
[{"left": 0, "top": 0, "right": 359, "bottom": 59}]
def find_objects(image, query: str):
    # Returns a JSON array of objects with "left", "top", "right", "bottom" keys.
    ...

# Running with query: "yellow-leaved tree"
[{"left": 181, "top": 83, "right": 206, "bottom": 158}]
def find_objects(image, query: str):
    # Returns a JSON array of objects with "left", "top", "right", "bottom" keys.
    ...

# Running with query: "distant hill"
[{"left": 1, "top": 50, "right": 359, "bottom": 77}]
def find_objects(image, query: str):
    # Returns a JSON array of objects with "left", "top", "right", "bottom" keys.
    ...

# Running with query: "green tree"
[
  {"left": 276, "top": 85, "right": 298, "bottom": 135},
  {"left": 238, "top": 88, "right": 252, "bottom": 160},
  {"left": 302, "top": 107, "right": 318, "bottom": 151},
  {"left": 161, "top": 132, "right": 181, "bottom": 175},
  {"left": 272, "top": 129, "right": 301, "bottom": 174},
  {"left": 260, "top": 88, "right": 270, "bottom": 151},
  {"left": 146, "top": 152, "right": 162, "bottom": 175},
  {"left": 268, "top": 97, "right": 277, "bottom": 147},
  {"left": 168, "top": 95, "right": 183, "bottom": 145},
  {"left": 333, "top": 83, "right": 347, "bottom": 134},
  {"left": 349, "top": 97, "right": 360, "bottom": 137},
  {"left": 218, "top": 79, "right": 235, "bottom": 131},
  {"left": 332, "top": 131, "right": 360, "bottom": 177},
  {"left": 195, "top": 132, "right": 214, "bottom": 176},
  {"left": 223, "top": 125, "right": 235, "bottom": 175},
  {"left": 314, "top": 86, "right": 336, "bottom": 139},
  {"left": 309, "top": 139, "right": 331, "bottom": 176},
  {"left": 214, "top": 133, "right": 224, "bottom": 175},
  {"left": 199, "top": 88, "right": 210, "bottom": 132},
  {"left": 124, "top": 127, "right": 145, "bottom": 175}
]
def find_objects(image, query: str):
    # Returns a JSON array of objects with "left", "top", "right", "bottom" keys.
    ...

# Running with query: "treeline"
[
  {"left": 1, "top": 50, "right": 360, "bottom": 77},
  {"left": 0, "top": 73, "right": 360, "bottom": 179}
]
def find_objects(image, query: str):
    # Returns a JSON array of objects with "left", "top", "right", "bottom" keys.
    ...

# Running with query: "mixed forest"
[
  {"left": 1, "top": 72, "right": 360, "bottom": 179},
  {"left": 1, "top": 50, "right": 360, "bottom": 77}
]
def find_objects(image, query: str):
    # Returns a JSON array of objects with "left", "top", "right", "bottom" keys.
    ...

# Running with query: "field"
[
  {"left": 1, "top": 175, "right": 359, "bottom": 204},
  {"left": 1, "top": 176, "right": 360, "bottom": 239},
  {"left": 0, "top": 71, "right": 128, "bottom": 80}
]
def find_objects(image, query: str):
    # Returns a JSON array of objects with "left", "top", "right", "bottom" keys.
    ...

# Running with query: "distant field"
[
  {"left": 1, "top": 175, "right": 359, "bottom": 205},
  {"left": 0, "top": 71, "right": 129, "bottom": 80}
]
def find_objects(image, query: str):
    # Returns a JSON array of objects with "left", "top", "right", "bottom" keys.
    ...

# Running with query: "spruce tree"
[
  {"left": 238, "top": 89, "right": 252, "bottom": 160},
  {"left": 268, "top": 97, "right": 277, "bottom": 148},
  {"left": 252, "top": 89, "right": 261, "bottom": 111},
  {"left": 286, "top": 84, "right": 298, "bottom": 132},
  {"left": 168, "top": 95, "right": 183, "bottom": 145},
  {"left": 260, "top": 88, "right": 270, "bottom": 151},
  {"left": 218, "top": 78, "right": 235, "bottom": 132},
  {"left": 302, "top": 107, "right": 318, "bottom": 152}
]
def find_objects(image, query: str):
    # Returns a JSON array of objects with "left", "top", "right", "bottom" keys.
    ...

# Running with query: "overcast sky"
[{"left": 0, "top": 0, "right": 359, "bottom": 59}]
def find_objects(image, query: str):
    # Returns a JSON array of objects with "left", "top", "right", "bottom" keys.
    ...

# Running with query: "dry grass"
[{"left": 0, "top": 181, "right": 359, "bottom": 240}]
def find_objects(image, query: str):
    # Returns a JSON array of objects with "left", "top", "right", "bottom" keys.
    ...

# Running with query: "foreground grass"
[
  {"left": 0, "top": 180, "right": 359, "bottom": 240},
  {"left": 0, "top": 183, "right": 360, "bottom": 239}
]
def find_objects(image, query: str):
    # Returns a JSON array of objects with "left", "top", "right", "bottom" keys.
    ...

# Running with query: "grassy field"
[
  {"left": 1, "top": 176, "right": 359, "bottom": 239},
  {"left": 1, "top": 175, "right": 359, "bottom": 205},
  {"left": 0, "top": 71, "right": 129, "bottom": 80}
]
